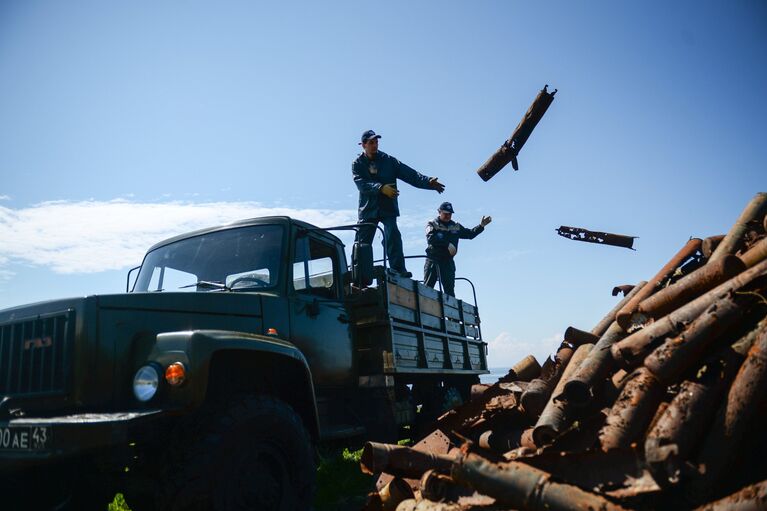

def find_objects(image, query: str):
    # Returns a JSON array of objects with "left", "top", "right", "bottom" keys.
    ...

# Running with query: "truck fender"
[{"left": 147, "top": 329, "right": 319, "bottom": 440}]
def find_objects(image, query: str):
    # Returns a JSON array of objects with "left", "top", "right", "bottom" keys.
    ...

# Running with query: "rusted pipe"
[
  {"left": 520, "top": 343, "right": 575, "bottom": 417},
  {"left": 701, "top": 235, "right": 725, "bottom": 259},
  {"left": 740, "top": 236, "right": 767, "bottom": 268},
  {"left": 450, "top": 453, "right": 630, "bottom": 511},
  {"left": 478, "top": 429, "right": 523, "bottom": 454},
  {"left": 563, "top": 326, "right": 599, "bottom": 346},
  {"left": 419, "top": 470, "right": 464, "bottom": 503},
  {"left": 498, "top": 354, "right": 541, "bottom": 383},
  {"left": 610, "top": 258, "right": 767, "bottom": 368},
  {"left": 693, "top": 479, "right": 767, "bottom": 511},
  {"left": 643, "top": 295, "right": 744, "bottom": 385},
  {"left": 612, "top": 284, "right": 635, "bottom": 297},
  {"left": 616, "top": 238, "right": 702, "bottom": 331},
  {"left": 361, "top": 442, "right": 455, "bottom": 478},
  {"left": 591, "top": 281, "right": 648, "bottom": 337},
  {"left": 598, "top": 367, "right": 664, "bottom": 451},
  {"left": 685, "top": 323, "right": 767, "bottom": 503},
  {"left": 564, "top": 322, "right": 628, "bottom": 406},
  {"left": 632, "top": 255, "right": 745, "bottom": 325},
  {"left": 709, "top": 192, "right": 767, "bottom": 263},
  {"left": 532, "top": 343, "right": 593, "bottom": 447}
]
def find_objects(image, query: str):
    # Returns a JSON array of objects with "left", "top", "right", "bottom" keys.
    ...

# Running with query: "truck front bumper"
[{"left": 0, "top": 410, "right": 164, "bottom": 472}]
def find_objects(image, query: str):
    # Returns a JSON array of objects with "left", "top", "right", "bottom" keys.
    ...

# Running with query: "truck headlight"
[{"left": 133, "top": 365, "right": 160, "bottom": 402}]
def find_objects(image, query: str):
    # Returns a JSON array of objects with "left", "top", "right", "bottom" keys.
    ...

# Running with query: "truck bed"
[{"left": 349, "top": 273, "right": 488, "bottom": 376}]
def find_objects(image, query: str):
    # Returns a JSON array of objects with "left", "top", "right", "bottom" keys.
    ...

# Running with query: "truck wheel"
[{"left": 160, "top": 396, "right": 316, "bottom": 511}]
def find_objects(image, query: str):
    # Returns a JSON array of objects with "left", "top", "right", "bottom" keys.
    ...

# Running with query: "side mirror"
[{"left": 352, "top": 243, "right": 374, "bottom": 287}]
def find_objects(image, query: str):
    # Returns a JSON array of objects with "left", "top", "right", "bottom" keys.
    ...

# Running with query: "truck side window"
[{"left": 293, "top": 237, "right": 338, "bottom": 299}]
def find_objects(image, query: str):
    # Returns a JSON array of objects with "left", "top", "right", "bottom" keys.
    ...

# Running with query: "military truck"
[{"left": 0, "top": 216, "right": 487, "bottom": 510}]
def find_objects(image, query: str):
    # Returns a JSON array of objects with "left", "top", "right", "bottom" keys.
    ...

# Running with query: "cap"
[
  {"left": 438, "top": 202, "right": 454, "bottom": 213},
  {"left": 360, "top": 129, "right": 382, "bottom": 144}
]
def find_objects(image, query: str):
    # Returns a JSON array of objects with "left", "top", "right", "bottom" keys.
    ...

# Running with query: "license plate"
[{"left": 0, "top": 425, "right": 51, "bottom": 451}]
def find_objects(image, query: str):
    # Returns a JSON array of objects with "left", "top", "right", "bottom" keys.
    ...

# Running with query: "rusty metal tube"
[
  {"left": 740, "top": 236, "right": 767, "bottom": 268},
  {"left": 598, "top": 367, "right": 664, "bottom": 451},
  {"left": 693, "top": 479, "right": 767, "bottom": 511},
  {"left": 520, "top": 343, "right": 575, "bottom": 417},
  {"left": 478, "top": 429, "right": 523, "bottom": 453},
  {"left": 532, "top": 343, "right": 593, "bottom": 447},
  {"left": 709, "top": 192, "right": 767, "bottom": 263},
  {"left": 591, "top": 281, "right": 648, "bottom": 337},
  {"left": 450, "top": 453, "right": 630, "bottom": 511},
  {"left": 616, "top": 238, "right": 702, "bottom": 331},
  {"left": 563, "top": 326, "right": 599, "bottom": 346},
  {"left": 361, "top": 442, "right": 455, "bottom": 478},
  {"left": 701, "top": 235, "right": 725, "bottom": 259},
  {"left": 611, "top": 257, "right": 767, "bottom": 368},
  {"left": 686, "top": 323, "right": 767, "bottom": 503},
  {"left": 564, "top": 321, "right": 628, "bottom": 406},
  {"left": 511, "top": 354, "right": 541, "bottom": 382},
  {"left": 633, "top": 255, "right": 745, "bottom": 324},
  {"left": 643, "top": 295, "right": 744, "bottom": 385}
]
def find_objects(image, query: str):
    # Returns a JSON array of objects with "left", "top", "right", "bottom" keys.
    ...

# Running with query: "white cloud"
[
  {"left": 0, "top": 269, "right": 15, "bottom": 282},
  {"left": 486, "top": 331, "right": 563, "bottom": 368},
  {"left": 0, "top": 200, "right": 357, "bottom": 274},
  {"left": 0, "top": 195, "right": 10, "bottom": 201}
]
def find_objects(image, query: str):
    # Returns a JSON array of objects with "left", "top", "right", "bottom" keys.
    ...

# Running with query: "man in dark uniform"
[
  {"left": 424, "top": 202, "right": 491, "bottom": 296},
  {"left": 353, "top": 130, "right": 445, "bottom": 277}
]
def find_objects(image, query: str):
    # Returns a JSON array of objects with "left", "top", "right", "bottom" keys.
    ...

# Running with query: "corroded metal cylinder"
[
  {"left": 361, "top": 442, "right": 454, "bottom": 478},
  {"left": 611, "top": 258, "right": 767, "bottom": 368},
  {"left": 478, "top": 429, "right": 523, "bottom": 453},
  {"left": 616, "top": 238, "right": 702, "bottom": 331},
  {"left": 634, "top": 255, "right": 745, "bottom": 323},
  {"left": 451, "top": 453, "right": 630, "bottom": 511},
  {"left": 533, "top": 344, "right": 593, "bottom": 447},
  {"left": 564, "top": 321, "right": 628, "bottom": 406},
  {"left": 563, "top": 326, "right": 599, "bottom": 346},
  {"left": 379, "top": 477, "right": 415, "bottom": 511},
  {"left": 643, "top": 295, "right": 743, "bottom": 385},
  {"left": 591, "top": 281, "right": 648, "bottom": 337},
  {"left": 709, "top": 192, "right": 767, "bottom": 263},
  {"left": 686, "top": 323, "right": 767, "bottom": 503},
  {"left": 598, "top": 367, "right": 664, "bottom": 451},
  {"left": 701, "top": 234, "right": 725, "bottom": 259},
  {"left": 740, "top": 236, "right": 767, "bottom": 268},
  {"left": 693, "top": 479, "right": 767, "bottom": 511}
]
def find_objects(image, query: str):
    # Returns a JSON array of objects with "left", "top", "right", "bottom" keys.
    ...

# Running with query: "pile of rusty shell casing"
[
  {"left": 450, "top": 453, "right": 630, "bottom": 511},
  {"left": 532, "top": 343, "right": 593, "bottom": 447},
  {"left": 520, "top": 343, "right": 577, "bottom": 417},
  {"left": 498, "top": 354, "right": 541, "bottom": 383},
  {"left": 643, "top": 295, "right": 744, "bottom": 385},
  {"left": 592, "top": 281, "right": 648, "bottom": 337},
  {"left": 564, "top": 321, "right": 629, "bottom": 406},
  {"left": 610, "top": 257, "right": 767, "bottom": 368},
  {"left": 701, "top": 235, "right": 725, "bottom": 259},
  {"left": 361, "top": 442, "right": 456, "bottom": 479},
  {"left": 740, "top": 236, "right": 767, "bottom": 268},
  {"left": 379, "top": 478, "right": 416, "bottom": 511},
  {"left": 615, "top": 238, "right": 702, "bottom": 331},
  {"left": 692, "top": 479, "right": 767, "bottom": 511},
  {"left": 598, "top": 367, "right": 664, "bottom": 451},
  {"left": 685, "top": 323, "right": 767, "bottom": 503},
  {"left": 709, "top": 192, "right": 767, "bottom": 263},
  {"left": 631, "top": 255, "right": 745, "bottom": 326}
]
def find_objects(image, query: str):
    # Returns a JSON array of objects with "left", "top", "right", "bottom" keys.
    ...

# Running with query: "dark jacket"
[
  {"left": 352, "top": 150, "right": 432, "bottom": 220},
  {"left": 425, "top": 218, "right": 484, "bottom": 260}
]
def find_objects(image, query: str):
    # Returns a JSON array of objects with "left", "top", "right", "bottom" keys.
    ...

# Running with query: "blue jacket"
[
  {"left": 425, "top": 218, "right": 484, "bottom": 260},
  {"left": 352, "top": 150, "right": 432, "bottom": 220}
]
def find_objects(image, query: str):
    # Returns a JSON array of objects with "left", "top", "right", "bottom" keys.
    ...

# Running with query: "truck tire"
[{"left": 159, "top": 396, "right": 316, "bottom": 511}]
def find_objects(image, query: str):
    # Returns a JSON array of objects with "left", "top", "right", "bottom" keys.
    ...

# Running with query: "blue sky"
[{"left": 1, "top": 1, "right": 766, "bottom": 365}]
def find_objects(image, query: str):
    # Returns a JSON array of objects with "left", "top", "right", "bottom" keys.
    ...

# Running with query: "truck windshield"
[{"left": 133, "top": 225, "right": 284, "bottom": 292}]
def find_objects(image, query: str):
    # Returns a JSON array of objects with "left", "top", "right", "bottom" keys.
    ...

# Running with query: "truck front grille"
[{"left": 0, "top": 310, "right": 75, "bottom": 397}]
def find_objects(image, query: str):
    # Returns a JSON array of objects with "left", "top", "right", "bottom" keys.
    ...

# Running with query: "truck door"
[{"left": 289, "top": 234, "right": 354, "bottom": 386}]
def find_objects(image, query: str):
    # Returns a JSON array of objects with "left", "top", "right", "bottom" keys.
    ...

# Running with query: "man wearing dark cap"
[
  {"left": 424, "top": 202, "right": 491, "bottom": 296},
  {"left": 353, "top": 130, "right": 445, "bottom": 278}
]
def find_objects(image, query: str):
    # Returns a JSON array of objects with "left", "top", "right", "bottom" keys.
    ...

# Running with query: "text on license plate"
[{"left": 0, "top": 426, "right": 51, "bottom": 451}]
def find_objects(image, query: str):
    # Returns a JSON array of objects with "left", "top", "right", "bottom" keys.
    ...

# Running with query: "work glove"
[
  {"left": 429, "top": 177, "right": 445, "bottom": 194},
  {"left": 480, "top": 215, "right": 492, "bottom": 227},
  {"left": 448, "top": 243, "right": 457, "bottom": 257},
  {"left": 381, "top": 183, "right": 399, "bottom": 199}
]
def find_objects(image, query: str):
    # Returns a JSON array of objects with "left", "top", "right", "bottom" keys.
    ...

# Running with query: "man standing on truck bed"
[
  {"left": 424, "top": 201, "right": 492, "bottom": 296},
  {"left": 353, "top": 129, "right": 445, "bottom": 277}
]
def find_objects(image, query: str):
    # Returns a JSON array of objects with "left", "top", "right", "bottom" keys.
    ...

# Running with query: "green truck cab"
[{"left": 0, "top": 216, "right": 487, "bottom": 510}]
